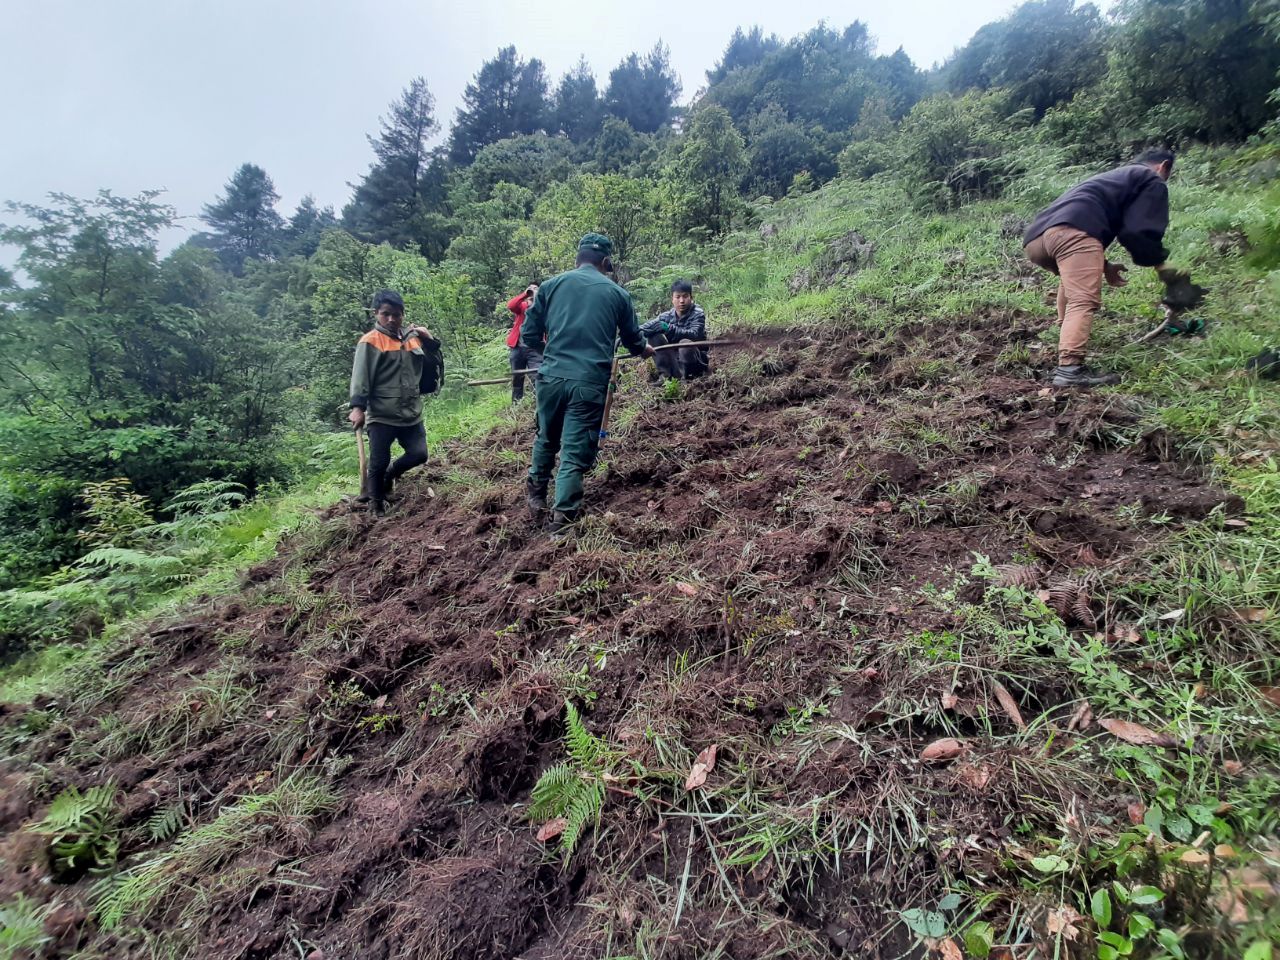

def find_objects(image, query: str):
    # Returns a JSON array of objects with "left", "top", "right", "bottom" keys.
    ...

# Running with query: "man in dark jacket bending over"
[
  {"left": 641, "top": 279, "right": 709, "bottom": 380},
  {"left": 1023, "top": 148, "right": 1199, "bottom": 388},
  {"left": 523, "top": 233, "right": 654, "bottom": 537},
  {"left": 348, "top": 290, "right": 441, "bottom": 515}
]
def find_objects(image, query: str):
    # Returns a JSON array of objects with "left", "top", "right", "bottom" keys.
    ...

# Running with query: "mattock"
[{"left": 599, "top": 339, "right": 749, "bottom": 440}]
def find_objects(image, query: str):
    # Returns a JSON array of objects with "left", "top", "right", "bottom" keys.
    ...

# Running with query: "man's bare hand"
[
  {"left": 348, "top": 407, "right": 365, "bottom": 428},
  {"left": 641, "top": 344, "right": 657, "bottom": 359},
  {"left": 409, "top": 325, "right": 434, "bottom": 341},
  {"left": 1104, "top": 261, "right": 1128, "bottom": 288}
]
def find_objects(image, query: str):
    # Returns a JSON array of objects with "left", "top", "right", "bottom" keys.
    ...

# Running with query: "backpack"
[{"left": 420, "top": 336, "right": 445, "bottom": 395}]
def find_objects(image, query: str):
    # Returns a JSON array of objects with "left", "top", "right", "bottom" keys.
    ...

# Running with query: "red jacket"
[{"left": 506, "top": 293, "right": 530, "bottom": 348}]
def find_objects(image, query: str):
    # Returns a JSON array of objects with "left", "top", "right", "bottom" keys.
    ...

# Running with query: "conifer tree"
[
  {"left": 344, "top": 77, "right": 443, "bottom": 255},
  {"left": 199, "top": 163, "right": 284, "bottom": 274}
]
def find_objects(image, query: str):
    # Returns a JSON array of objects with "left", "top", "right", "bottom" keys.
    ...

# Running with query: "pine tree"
[
  {"left": 281, "top": 195, "right": 337, "bottom": 258},
  {"left": 344, "top": 78, "right": 442, "bottom": 254},
  {"left": 604, "top": 42, "right": 682, "bottom": 134},
  {"left": 553, "top": 59, "right": 604, "bottom": 143},
  {"left": 199, "top": 163, "right": 284, "bottom": 274},
  {"left": 449, "top": 47, "right": 551, "bottom": 163}
]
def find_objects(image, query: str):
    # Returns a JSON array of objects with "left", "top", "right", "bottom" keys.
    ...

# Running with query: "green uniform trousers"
[{"left": 528, "top": 375, "right": 607, "bottom": 517}]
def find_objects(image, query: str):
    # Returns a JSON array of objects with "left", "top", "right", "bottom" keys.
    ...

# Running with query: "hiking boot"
[
  {"left": 526, "top": 478, "right": 549, "bottom": 519},
  {"left": 1052, "top": 364, "right": 1121, "bottom": 388},
  {"left": 546, "top": 510, "right": 576, "bottom": 540},
  {"left": 371, "top": 499, "right": 388, "bottom": 517}
]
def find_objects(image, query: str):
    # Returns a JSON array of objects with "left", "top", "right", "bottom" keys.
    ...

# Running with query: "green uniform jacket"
[
  {"left": 349, "top": 324, "right": 438, "bottom": 426},
  {"left": 521, "top": 265, "right": 646, "bottom": 385}
]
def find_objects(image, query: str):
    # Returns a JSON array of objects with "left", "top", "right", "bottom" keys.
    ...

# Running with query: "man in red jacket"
[{"left": 506, "top": 281, "right": 543, "bottom": 402}]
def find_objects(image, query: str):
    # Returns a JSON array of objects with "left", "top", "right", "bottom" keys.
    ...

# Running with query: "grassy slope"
[{"left": 0, "top": 147, "right": 1277, "bottom": 958}]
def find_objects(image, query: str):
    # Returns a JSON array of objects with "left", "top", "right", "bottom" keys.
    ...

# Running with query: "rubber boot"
[
  {"left": 546, "top": 510, "right": 576, "bottom": 540},
  {"left": 371, "top": 499, "right": 388, "bottom": 517},
  {"left": 526, "top": 478, "right": 549, "bottom": 520},
  {"left": 383, "top": 472, "right": 398, "bottom": 502},
  {"left": 1052, "top": 364, "right": 1121, "bottom": 388}
]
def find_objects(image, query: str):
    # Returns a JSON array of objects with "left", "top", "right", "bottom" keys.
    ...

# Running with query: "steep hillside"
[
  {"left": 2, "top": 303, "right": 1276, "bottom": 958},
  {"left": 4, "top": 141, "right": 1280, "bottom": 959}
]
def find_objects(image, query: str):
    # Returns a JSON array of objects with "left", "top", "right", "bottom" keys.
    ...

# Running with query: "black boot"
[
  {"left": 383, "top": 472, "right": 397, "bottom": 501},
  {"left": 371, "top": 499, "right": 388, "bottom": 517},
  {"left": 526, "top": 478, "right": 549, "bottom": 519},
  {"left": 546, "top": 510, "right": 576, "bottom": 540},
  {"left": 1052, "top": 364, "right": 1121, "bottom": 388}
]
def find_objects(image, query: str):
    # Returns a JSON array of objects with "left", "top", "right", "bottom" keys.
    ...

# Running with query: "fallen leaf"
[
  {"left": 426, "top": 487, "right": 436, "bottom": 499},
  {"left": 1215, "top": 844, "right": 1237, "bottom": 858},
  {"left": 1259, "top": 687, "right": 1280, "bottom": 709},
  {"left": 991, "top": 680, "right": 1027, "bottom": 731},
  {"left": 1223, "top": 759, "right": 1245, "bottom": 776},
  {"left": 263, "top": 709, "right": 277, "bottom": 721},
  {"left": 1127, "top": 802, "right": 1147, "bottom": 825},
  {"left": 426, "top": 543, "right": 445, "bottom": 551},
  {"left": 684, "top": 744, "right": 718, "bottom": 791},
  {"left": 941, "top": 692, "right": 959, "bottom": 710},
  {"left": 536, "top": 818, "right": 568, "bottom": 842},
  {"left": 562, "top": 615, "right": 581, "bottom": 625},
  {"left": 938, "top": 938, "right": 964, "bottom": 960},
  {"left": 1180, "top": 849, "right": 1211, "bottom": 865},
  {"left": 1067, "top": 701, "right": 1093, "bottom": 732},
  {"left": 1038, "top": 387, "right": 1053, "bottom": 397},
  {"left": 1099, "top": 717, "right": 1178, "bottom": 748},
  {"left": 1223, "top": 518, "right": 1248, "bottom": 528},
  {"left": 954, "top": 763, "right": 993, "bottom": 790},
  {"left": 1081, "top": 483, "right": 1102, "bottom": 498},
  {"left": 921, "top": 738, "right": 967, "bottom": 762},
  {"left": 860, "top": 667, "right": 879, "bottom": 680},
  {"left": 1047, "top": 904, "right": 1086, "bottom": 941},
  {"left": 675, "top": 582, "right": 699, "bottom": 597},
  {"left": 1111, "top": 624, "right": 1141, "bottom": 644},
  {"left": 371, "top": 694, "right": 388, "bottom": 710},
  {"left": 1233, "top": 607, "right": 1272, "bottom": 623},
  {"left": 1159, "top": 608, "right": 1186, "bottom": 622}
]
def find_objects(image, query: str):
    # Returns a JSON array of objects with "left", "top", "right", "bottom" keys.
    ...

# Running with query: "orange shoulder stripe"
[{"left": 360, "top": 330, "right": 406, "bottom": 352}]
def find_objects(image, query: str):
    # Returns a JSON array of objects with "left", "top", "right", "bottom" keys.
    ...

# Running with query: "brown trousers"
[{"left": 1024, "top": 225, "right": 1105, "bottom": 366}]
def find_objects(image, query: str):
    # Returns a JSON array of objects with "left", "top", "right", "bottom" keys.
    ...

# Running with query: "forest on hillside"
[{"left": 0, "top": 0, "right": 1278, "bottom": 651}]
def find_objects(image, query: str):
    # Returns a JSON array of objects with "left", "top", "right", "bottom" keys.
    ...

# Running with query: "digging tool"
[
  {"left": 466, "top": 369, "right": 535, "bottom": 386},
  {"left": 598, "top": 339, "right": 750, "bottom": 439},
  {"left": 355, "top": 424, "right": 368, "bottom": 495},
  {"left": 598, "top": 355, "right": 623, "bottom": 439}
]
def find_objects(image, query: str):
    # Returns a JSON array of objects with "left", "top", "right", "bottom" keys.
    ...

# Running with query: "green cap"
[{"left": 578, "top": 233, "right": 613, "bottom": 257}]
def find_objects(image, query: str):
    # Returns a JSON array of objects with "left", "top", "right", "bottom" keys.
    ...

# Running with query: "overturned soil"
[{"left": 0, "top": 315, "right": 1251, "bottom": 958}]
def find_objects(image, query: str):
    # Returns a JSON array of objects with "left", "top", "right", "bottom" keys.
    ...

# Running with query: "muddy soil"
[{"left": 0, "top": 315, "right": 1244, "bottom": 959}]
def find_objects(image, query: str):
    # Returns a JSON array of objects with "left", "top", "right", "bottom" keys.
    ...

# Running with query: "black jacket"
[
  {"left": 643, "top": 304, "right": 707, "bottom": 342},
  {"left": 1023, "top": 164, "right": 1170, "bottom": 267}
]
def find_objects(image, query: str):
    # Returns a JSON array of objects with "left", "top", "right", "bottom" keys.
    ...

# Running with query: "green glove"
[
  {"left": 1166, "top": 316, "right": 1206, "bottom": 336},
  {"left": 661, "top": 321, "right": 671, "bottom": 332}
]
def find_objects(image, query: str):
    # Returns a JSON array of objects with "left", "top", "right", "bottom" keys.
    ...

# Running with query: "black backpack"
[{"left": 420, "top": 336, "right": 445, "bottom": 395}]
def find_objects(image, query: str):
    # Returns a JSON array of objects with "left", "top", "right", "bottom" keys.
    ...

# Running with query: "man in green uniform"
[
  {"left": 348, "top": 290, "right": 443, "bottom": 515},
  {"left": 522, "top": 234, "right": 654, "bottom": 536}
]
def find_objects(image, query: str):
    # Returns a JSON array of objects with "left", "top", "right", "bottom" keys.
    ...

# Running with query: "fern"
[
  {"left": 528, "top": 702, "right": 620, "bottom": 855},
  {"left": 559, "top": 780, "right": 605, "bottom": 855},
  {"left": 32, "top": 783, "right": 120, "bottom": 876},
  {"left": 0, "top": 894, "right": 51, "bottom": 955},
  {"left": 565, "top": 701, "right": 616, "bottom": 770},
  {"left": 145, "top": 802, "right": 185, "bottom": 842}
]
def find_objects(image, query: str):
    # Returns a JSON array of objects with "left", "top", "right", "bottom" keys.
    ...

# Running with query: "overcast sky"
[{"left": 2, "top": 0, "right": 1031, "bottom": 255}]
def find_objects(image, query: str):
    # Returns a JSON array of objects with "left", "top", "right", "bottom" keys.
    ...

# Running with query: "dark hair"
[
  {"left": 670, "top": 279, "right": 693, "bottom": 295},
  {"left": 576, "top": 249, "right": 608, "bottom": 268},
  {"left": 371, "top": 289, "right": 405, "bottom": 313},
  {"left": 1134, "top": 148, "right": 1175, "bottom": 166},
  {"left": 529, "top": 279, "right": 543, "bottom": 287}
]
